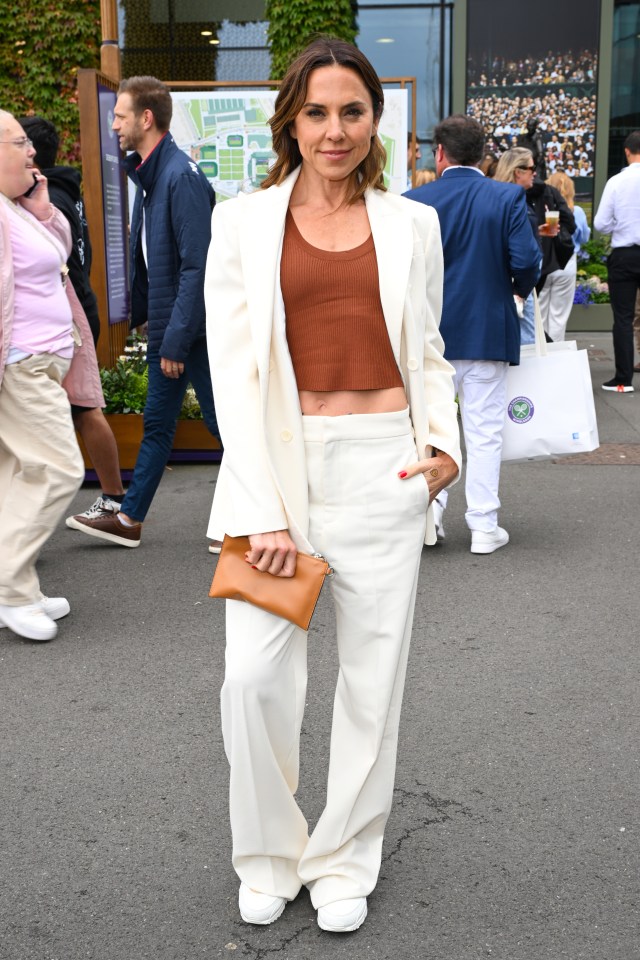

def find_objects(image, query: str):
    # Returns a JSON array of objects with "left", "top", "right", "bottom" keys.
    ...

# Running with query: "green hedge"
[
  {"left": 266, "top": 0, "right": 356, "bottom": 80},
  {"left": 0, "top": 2, "right": 101, "bottom": 165}
]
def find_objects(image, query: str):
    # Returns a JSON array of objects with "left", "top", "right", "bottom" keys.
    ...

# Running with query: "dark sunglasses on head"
[{"left": 518, "top": 165, "right": 536, "bottom": 172}]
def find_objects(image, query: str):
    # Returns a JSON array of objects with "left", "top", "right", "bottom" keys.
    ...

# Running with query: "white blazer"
[{"left": 204, "top": 168, "right": 461, "bottom": 548}]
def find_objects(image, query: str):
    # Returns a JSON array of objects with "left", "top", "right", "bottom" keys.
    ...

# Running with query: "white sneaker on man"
[
  {"left": 238, "top": 883, "right": 286, "bottom": 925},
  {"left": 432, "top": 498, "right": 445, "bottom": 541},
  {"left": 317, "top": 897, "right": 367, "bottom": 933},
  {"left": 470, "top": 527, "right": 509, "bottom": 554},
  {"left": 0, "top": 603, "right": 58, "bottom": 642}
]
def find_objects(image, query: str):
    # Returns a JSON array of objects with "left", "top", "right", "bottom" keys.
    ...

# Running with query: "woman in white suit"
[{"left": 205, "top": 38, "right": 461, "bottom": 933}]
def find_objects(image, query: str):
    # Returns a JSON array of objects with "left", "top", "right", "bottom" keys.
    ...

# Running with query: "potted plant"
[
  {"left": 574, "top": 236, "right": 610, "bottom": 305},
  {"left": 92, "top": 335, "right": 221, "bottom": 470},
  {"left": 568, "top": 235, "right": 613, "bottom": 332}
]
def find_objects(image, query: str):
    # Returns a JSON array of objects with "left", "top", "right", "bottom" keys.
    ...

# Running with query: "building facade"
[{"left": 108, "top": 0, "right": 639, "bottom": 213}]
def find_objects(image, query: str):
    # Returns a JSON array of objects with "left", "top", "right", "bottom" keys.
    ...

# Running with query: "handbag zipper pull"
[{"left": 312, "top": 552, "right": 334, "bottom": 577}]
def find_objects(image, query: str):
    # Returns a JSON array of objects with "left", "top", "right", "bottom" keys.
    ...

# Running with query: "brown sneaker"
[{"left": 73, "top": 512, "right": 142, "bottom": 548}]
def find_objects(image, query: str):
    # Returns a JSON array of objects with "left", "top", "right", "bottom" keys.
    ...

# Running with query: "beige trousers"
[
  {"left": 0, "top": 354, "right": 85, "bottom": 605},
  {"left": 221, "top": 410, "right": 428, "bottom": 908}
]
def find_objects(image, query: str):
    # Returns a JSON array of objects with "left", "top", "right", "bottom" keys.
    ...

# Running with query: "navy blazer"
[
  {"left": 405, "top": 168, "right": 540, "bottom": 363},
  {"left": 123, "top": 134, "right": 216, "bottom": 360}
]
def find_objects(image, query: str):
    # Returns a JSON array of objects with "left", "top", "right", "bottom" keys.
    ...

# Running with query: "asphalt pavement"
[{"left": 1, "top": 333, "right": 638, "bottom": 960}]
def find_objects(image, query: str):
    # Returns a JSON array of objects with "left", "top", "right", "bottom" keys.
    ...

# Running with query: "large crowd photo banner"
[
  {"left": 466, "top": 0, "right": 600, "bottom": 199},
  {"left": 170, "top": 89, "right": 409, "bottom": 201}
]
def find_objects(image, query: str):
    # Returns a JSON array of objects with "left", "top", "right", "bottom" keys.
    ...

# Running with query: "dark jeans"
[
  {"left": 607, "top": 246, "right": 640, "bottom": 384},
  {"left": 122, "top": 337, "right": 220, "bottom": 522}
]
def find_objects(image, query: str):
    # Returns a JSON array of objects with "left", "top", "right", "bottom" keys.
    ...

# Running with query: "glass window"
[
  {"left": 117, "top": 1, "right": 270, "bottom": 81},
  {"left": 608, "top": 1, "right": 640, "bottom": 176},
  {"left": 357, "top": 3, "right": 452, "bottom": 151},
  {"left": 215, "top": 20, "right": 271, "bottom": 81}
]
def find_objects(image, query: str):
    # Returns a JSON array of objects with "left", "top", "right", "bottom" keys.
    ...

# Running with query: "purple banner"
[{"left": 97, "top": 84, "right": 129, "bottom": 325}]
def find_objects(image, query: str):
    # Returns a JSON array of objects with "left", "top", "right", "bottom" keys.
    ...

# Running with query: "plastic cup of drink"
[{"left": 545, "top": 210, "right": 560, "bottom": 227}]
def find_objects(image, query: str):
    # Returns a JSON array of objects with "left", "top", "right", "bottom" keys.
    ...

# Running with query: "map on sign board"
[{"left": 170, "top": 89, "right": 408, "bottom": 200}]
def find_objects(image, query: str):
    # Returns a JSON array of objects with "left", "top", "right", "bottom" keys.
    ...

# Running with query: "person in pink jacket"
[{"left": 0, "top": 109, "right": 84, "bottom": 642}]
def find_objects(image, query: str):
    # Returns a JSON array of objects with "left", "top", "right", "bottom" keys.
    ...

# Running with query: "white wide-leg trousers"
[
  {"left": 538, "top": 254, "right": 577, "bottom": 342},
  {"left": 437, "top": 359, "right": 508, "bottom": 532},
  {"left": 221, "top": 409, "right": 428, "bottom": 908},
  {"left": 0, "top": 354, "right": 85, "bottom": 605}
]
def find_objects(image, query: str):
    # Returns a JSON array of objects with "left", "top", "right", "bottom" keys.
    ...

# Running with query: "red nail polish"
[
  {"left": 251, "top": 565, "right": 258, "bottom": 570},
  {"left": 398, "top": 471, "right": 407, "bottom": 478}
]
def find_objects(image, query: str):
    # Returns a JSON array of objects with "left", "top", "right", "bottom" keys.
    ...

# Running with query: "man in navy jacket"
[
  {"left": 73, "top": 76, "right": 219, "bottom": 548},
  {"left": 405, "top": 115, "right": 540, "bottom": 554}
]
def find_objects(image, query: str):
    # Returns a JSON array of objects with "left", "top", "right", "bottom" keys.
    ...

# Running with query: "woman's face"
[
  {"left": 513, "top": 156, "right": 535, "bottom": 190},
  {"left": 0, "top": 115, "right": 37, "bottom": 200},
  {"left": 290, "top": 65, "right": 379, "bottom": 185}
]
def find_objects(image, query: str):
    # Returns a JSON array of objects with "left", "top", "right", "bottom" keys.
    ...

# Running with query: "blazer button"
[
  {"left": 280, "top": 429, "right": 293, "bottom": 442},
  {"left": 407, "top": 358, "right": 419, "bottom": 371}
]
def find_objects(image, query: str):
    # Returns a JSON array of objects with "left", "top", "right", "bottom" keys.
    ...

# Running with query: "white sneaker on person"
[
  {"left": 238, "top": 883, "right": 286, "bottom": 925},
  {"left": 317, "top": 897, "right": 368, "bottom": 933},
  {"left": 66, "top": 496, "right": 121, "bottom": 530},
  {"left": 39, "top": 596, "right": 71, "bottom": 621},
  {"left": 0, "top": 603, "right": 58, "bottom": 642},
  {"left": 432, "top": 498, "right": 445, "bottom": 541},
  {"left": 470, "top": 527, "right": 509, "bottom": 554}
]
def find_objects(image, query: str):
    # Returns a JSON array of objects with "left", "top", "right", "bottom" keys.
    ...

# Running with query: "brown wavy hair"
[
  {"left": 118, "top": 76, "right": 173, "bottom": 133},
  {"left": 261, "top": 36, "right": 386, "bottom": 203}
]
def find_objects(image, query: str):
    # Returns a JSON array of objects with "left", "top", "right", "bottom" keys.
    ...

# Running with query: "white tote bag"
[{"left": 501, "top": 293, "right": 599, "bottom": 461}]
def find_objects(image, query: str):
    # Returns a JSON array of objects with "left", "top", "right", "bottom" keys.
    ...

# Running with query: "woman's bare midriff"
[{"left": 299, "top": 386, "right": 408, "bottom": 416}]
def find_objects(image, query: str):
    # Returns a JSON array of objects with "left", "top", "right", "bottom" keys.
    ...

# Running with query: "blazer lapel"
[
  {"left": 238, "top": 169, "right": 300, "bottom": 382},
  {"left": 366, "top": 188, "right": 413, "bottom": 360}
]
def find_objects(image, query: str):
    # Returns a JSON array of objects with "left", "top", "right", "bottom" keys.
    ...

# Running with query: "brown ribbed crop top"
[{"left": 280, "top": 210, "right": 403, "bottom": 391}]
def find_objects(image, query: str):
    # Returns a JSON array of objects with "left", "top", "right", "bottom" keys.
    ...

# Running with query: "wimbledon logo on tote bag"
[{"left": 507, "top": 396, "right": 534, "bottom": 424}]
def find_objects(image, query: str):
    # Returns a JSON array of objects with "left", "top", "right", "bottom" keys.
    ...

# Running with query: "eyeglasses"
[
  {"left": 517, "top": 164, "right": 536, "bottom": 172},
  {"left": 0, "top": 137, "right": 33, "bottom": 149},
  {"left": 432, "top": 145, "right": 438, "bottom": 157}
]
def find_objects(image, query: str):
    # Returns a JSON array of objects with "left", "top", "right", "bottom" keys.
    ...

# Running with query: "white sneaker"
[
  {"left": 0, "top": 603, "right": 58, "bottom": 642},
  {"left": 238, "top": 883, "right": 286, "bottom": 925},
  {"left": 470, "top": 527, "right": 509, "bottom": 554},
  {"left": 66, "top": 496, "right": 121, "bottom": 530},
  {"left": 432, "top": 498, "right": 445, "bottom": 541},
  {"left": 317, "top": 897, "right": 367, "bottom": 933},
  {"left": 39, "top": 596, "right": 70, "bottom": 621}
]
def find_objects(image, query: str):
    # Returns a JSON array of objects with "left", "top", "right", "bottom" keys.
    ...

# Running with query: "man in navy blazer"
[{"left": 405, "top": 115, "right": 540, "bottom": 554}]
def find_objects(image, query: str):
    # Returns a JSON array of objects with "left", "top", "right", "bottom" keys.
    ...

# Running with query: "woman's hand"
[
  {"left": 246, "top": 529, "right": 297, "bottom": 578},
  {"left": 398, "top": 450, "right": 459, "bottom": 503},
  {"left": 538, "top": 222, "right": 560, "bottom": 238}
]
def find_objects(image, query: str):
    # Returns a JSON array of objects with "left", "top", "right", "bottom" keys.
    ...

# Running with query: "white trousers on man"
[
  {"left": 538, "top": 253, "right": 577, "bottom": 342},
  {"left": 437, "top": 359, "right": 508, "bottom": 532},
  {"left": 221, "top": 409, "right": 428, "bottom": 909},
  {"left": 0, "top": 354, "right": 84, "bottom": 606}
]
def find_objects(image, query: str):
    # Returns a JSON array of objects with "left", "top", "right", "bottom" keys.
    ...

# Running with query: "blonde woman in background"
[
  {"left": 413, "top": 168, "right": 436, "bottom": 186},
  {"left": 493, "top": 147, "right": 543, "bottom": 344},
  {"left": 540, "top": 171, "right": 590, "bottom": 340}
]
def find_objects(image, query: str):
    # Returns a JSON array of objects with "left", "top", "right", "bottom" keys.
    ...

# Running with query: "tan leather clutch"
[{"left": 209, "top": 535, "right": 333, "bottom": 631}]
